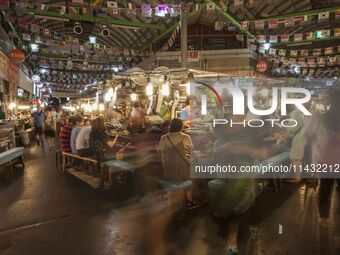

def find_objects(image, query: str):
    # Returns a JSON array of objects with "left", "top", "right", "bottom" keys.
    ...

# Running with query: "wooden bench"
[
  {"left": 153, "top": 177, "right": 193, "bottom": 192},
  {"left": 104, "top": 160, "right": 136, "bottom": 192},
  {"left": 57, "top": 151, "right": 104, "bottom": 189},
  {"left": 57, "top": 151, "right": 137, "bottom": 191},
  {"left": 0, "top": 147, "right": 25, "bottom": 176}
]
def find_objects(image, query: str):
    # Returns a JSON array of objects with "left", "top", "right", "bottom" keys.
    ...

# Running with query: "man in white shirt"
[
  {"left": 76, "top": 119, "right": 92, "bottom": 157},
  {"left": 70, "top": 116, "right": 83, "bottom": 154}
]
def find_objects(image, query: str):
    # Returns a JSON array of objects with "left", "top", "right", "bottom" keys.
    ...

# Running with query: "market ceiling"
[{"left": 0, "top": 0, "right": 339, "bottom": 94}]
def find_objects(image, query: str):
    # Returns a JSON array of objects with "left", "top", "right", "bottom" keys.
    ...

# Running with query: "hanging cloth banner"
[
  {"left": 300, "top": 49, "right": 308, "bottom": 56},
  {"left": 278, "top": 49, "right": 286, "bottom": 56},
  {"left": 269, "top": 35, "right": 278, "bottom": 43},
  {"left": 127, "top": 3, "right": 136, "bottom": 15},
  {"left": 294, "top": 33, "right": 303, "bottom": 42},
  {"left": 290, "top": 50, "right": 298, "bottom": 57},
  {"left": 142, "top": 3, "right": 152, "bottom": 17},
  {"left": 280, "top": 35, "right": 289, "bottom": 42},
  {"left": 214, "top": 21, "right": 223, "bottom": 31},
  {"left": 257, "top": 35, "right": 266, "bottom": 43},
  {"left": 318, "top": 12, "right": 329, "bottom": 21},
  {"left": 300, "top": 15, "right": 309, "bottom": 23},
  {"left": 336, "top": 10, "right": 340, "bottom": 19},
  {"left": 206, "top": 3, "right": 215, "bottom": 11},
  {"left": 269, "top": 48, "right": 277, "bottom": 55},
  {"left": 255, "top": 20, "right": 265, "bottom": 29},
  {"left": 285, "top": 17, "right": 295, "bottom": 27},
  {"left": 335, "top": 28, "right": 340, "bottom": 36},
  {"left": 241, "top": 21, "right": 249, "bottom": 29},
  {"left": 306, "top": 32, "right": 314, "bottom": 40},
  {"left": 313, "top": 49, "right": 321, "bottom": 56},
  {"left": 268, "top": 19, "right": 278, "bottom": 29},
  {"left": 325, "top": 47, "right": 333, "bottom": 55}
]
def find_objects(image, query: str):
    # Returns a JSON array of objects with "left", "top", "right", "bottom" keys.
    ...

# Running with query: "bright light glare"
[
  {"left": 8, "top": 102, "right": 17, "bottom": 110},
  {"left": 18, "top": 105, "right": 30, "bottom": 110},
  {"left": 161, "top": 83, "right": 170, "bottom": 96},
  {"left": 30, "top": 43, "right": 39, "bottom": 52},
  {"left": 130, "top": 93, "right": 137, "bottom": 101},
  {"left": 89, "top": 36, "right": 96, "bottom": 44},
  {"left": 99, "top": 103, "right": 105, "bottom": 112},
  {"left": 263, "top": 43, "right": 271, "bottom": 50},
  {"left": 146, "top": 83, "right": 153, "bottom": 96}
]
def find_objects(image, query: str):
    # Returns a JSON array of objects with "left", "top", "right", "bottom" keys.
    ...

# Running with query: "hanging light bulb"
[
  {"left": 161, "top": 75, "right": 170, "bottom": 96},
  {"left": 108, "top": 87, "right": 114, "bottom": 96},
  {"left": 8, "top": 102, "right": 17, "bottom": 110},
  {"left": 99, "top": 103, "right": 105, "bottom": 112},
  {"left": 92, "top": 102, "right": 98, "bottom": 111},
  {"left": 104, "top": 88, "right": 114, "bottom": 102},
  {"left": 130, "top": 93, "right": 138, "bottom": 101},
  {"left": 180, "top": 72, "right": 193, "bottom": 95},
  {"left": 146, "top": 76, "right": 153, "bottom": 96}
]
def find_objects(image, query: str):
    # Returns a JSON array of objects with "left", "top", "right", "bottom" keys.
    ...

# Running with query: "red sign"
[
  {"left": 256, "top": 61, "right": 267, "bottom": 72},
  {"left": 187, "top": 51, "right": 199, "bottom": 62},
  {"left": 10, "top": 48, "right": 25, "bottom": 63}
]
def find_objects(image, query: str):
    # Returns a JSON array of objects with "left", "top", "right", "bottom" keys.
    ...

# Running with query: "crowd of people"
[
  {"left": 31, "top": 106, "right": 121, "bottom": 159},
  {"left": 28, "top": 90, "right": 340, "bottom": 255}
]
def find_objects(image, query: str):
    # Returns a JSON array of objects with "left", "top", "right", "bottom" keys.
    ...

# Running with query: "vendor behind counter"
[{"left": 128, "top": 102, "right": 145, "bottom": 129}]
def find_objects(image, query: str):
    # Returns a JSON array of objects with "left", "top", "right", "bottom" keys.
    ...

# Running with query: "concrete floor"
[{"left": 0, "top": 144, "right": 339, "bottom": 255}]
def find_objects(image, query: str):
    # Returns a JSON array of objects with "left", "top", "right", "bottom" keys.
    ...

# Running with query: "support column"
[{"left": 180, "top": 5, "right": 188, "bottom": 69}]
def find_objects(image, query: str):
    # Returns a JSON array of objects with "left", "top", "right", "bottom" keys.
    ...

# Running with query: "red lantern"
[
  {"left": 10, "top": 48, "right": 25, "bottom": 63},
  {"left": 256, "top": 61, "right": 267, "bottom": 72},
  {"left": 32, "top": 100, "right": 39, "bottom": 105}
]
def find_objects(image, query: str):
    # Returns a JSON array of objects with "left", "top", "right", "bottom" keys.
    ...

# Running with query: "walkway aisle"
[{"left": 0, "top": 145, "right": 339, "bottom": 255}]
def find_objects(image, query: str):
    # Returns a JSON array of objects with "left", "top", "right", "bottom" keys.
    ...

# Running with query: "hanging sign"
[
  {"left": 10, "top": 48, "right": 25, "bottom": 63},
  {"left": 187, "top": 51, "right": 200, "bottom": 62},
  {"left": 256, "top": 61, "right": 267, "bottom": 72},
  {"left": 31, "top": 74, "right": 41, "bottom": 83}
]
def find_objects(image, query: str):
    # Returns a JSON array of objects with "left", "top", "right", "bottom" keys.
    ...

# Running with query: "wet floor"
[{"left": 0, "top": 144, "right": 339, "bottom": 255}]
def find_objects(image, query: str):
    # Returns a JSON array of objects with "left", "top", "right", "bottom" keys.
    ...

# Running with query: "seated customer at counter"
[
  {"left": 159, "top": 118, "right": 197, "bottom": 208},
  {"left": 89, "top": 117, "right": 119, "bottom": 158}
]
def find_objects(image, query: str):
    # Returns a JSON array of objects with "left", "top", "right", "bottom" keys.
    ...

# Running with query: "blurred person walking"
[
  {"left": 304, "top": 90, "right": 340, "bottom": 219},
  {"left": 32, "top": 106, "right": 44, "bottom": 146},
  {"left": 44, "top": 108, "right": 56, "bottom": 150}
]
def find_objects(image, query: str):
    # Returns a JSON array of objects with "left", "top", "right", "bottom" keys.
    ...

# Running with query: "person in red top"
[{"left": 59, "top": 116, "right": 75, "bottom": 152}]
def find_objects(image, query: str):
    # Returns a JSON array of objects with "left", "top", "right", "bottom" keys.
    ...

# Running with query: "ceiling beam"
[
  {"left": 0, "top": 7, "right": 166, "bottom": 31},
  {"left": 140, "top": 20, "right": 179, "bottom": 51},
  {"left": 1, "top": 11, "right": 22, "bottom": 45},
  {"left": 139, "top": 2, "right": 207, "bottom": 51}
]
